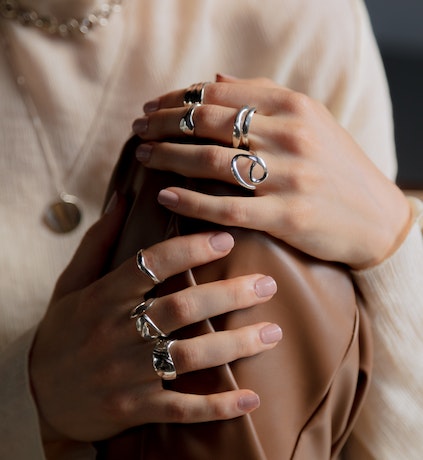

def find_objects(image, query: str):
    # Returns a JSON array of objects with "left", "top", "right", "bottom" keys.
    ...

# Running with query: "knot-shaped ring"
[
  {"left": 231, "top": 153, "right": 268, "bottom": 190},
  {"left": 130, "top": 298, "right": 168, "bottom": 341}
]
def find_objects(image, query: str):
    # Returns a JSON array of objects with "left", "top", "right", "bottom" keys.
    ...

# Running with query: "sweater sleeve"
[
  {"left": 344, "top": 197, "right": 423, "bottom": 459},
  {"left": 0, "top": 328, "right": 96, "bottom": 460}
]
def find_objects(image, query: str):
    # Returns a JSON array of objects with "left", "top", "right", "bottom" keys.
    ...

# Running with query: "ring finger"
[{"left": 129, "top": 274, "right": 277, "bottom": 339}]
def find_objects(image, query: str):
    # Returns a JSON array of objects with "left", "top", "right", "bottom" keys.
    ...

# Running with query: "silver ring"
[
  {"left": 130, "top": 298, "right": 167, "bottom": 341},
  {"left": 183, "top": 82, "right": 209, "bottom": 106},
  {"left": 240, "top": 107, "right": 256, "bottom": 150},
  {"left": 152, "top": 338, "right": 177, "bottom": 380},
  {"left": 136, "top": 249, "right": 162, "bottom": 284},
  {"left": 231, "top": 153, "right": 268, "bottom": 190},
  {"left": 179, "top": 103, "right": 200, "bottom": 136},
  {"left": 232, "top": 105, "right": 249, "bottom": 149}
]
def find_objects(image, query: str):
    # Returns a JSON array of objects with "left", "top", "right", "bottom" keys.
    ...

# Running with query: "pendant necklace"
[{"left": 0, "top": 1, "right": 130, "bottom": 233}]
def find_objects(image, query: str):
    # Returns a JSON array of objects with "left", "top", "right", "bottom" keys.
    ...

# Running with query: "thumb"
[{"left": 52, "top": 192, "right": 126, "bottom": 300}]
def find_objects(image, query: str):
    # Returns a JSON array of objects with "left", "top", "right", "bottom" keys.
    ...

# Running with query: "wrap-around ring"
[
  {"left": 136, "top": 249, "right": 162, "bottom": 284},
  {"left": 183, "top": 82, "right": 209, "bottom": 106},
  {"left": 152, "top": 338, "right": 177, "bottom": 380},
  {"left": 231, "top": 153, "right": 269, "bottom": 190},
  {"left": 130, "top": 298, "right": 168, "bottom": 341},
  {"left": 232, "top": 105, "right": 256, "bottom": 150},
  {"left": 179, "top": 103, "right": 200, "bottom": 136}
]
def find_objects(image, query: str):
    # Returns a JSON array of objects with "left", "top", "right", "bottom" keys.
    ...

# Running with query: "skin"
[
  {"left": 132, "top": 75, "right": 412, "bottom": 270},
  {"left": 30, "top": 194, "right": 281, "bottom": 443}
]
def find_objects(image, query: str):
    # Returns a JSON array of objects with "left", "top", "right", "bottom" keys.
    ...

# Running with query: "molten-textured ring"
[
  {"left": 152, "top": 338, "right": 177, "bottom": 380},
  {"left": 136, "top": 249, "right": 162, "bottom": 284},
  {"left": 130, "top": 298, "right": 167, "bottom": 341},
  {"left": 179, "top": 103, "right": 200, "bottom": 135},
  {"left": 183, "top": 82, "right": 209, "bottom": 106},
  {"left": 231, "top": 153, "right": 269, "bottom": 190}
]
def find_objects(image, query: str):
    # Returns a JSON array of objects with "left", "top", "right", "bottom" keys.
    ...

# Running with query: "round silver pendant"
[{"left": 43, "top": 194, "right": 82, "bottom": 233}]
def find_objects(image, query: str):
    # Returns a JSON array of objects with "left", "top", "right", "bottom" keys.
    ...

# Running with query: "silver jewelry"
[
  {"left": 136, "top": 249, "right": 162, "bottom": 284},
  {"left": 183, "top": 82, "right": 209, "bottom": 106},
  {"left": 130, "top": 298, "right": 168, "bottom": 341},
  {"left": 232, "top": 105, "right": 256, "bottom": 150},
  {"left": 240, "top": 107, "right": 256, "bottom": 150},
  {"left": 0, "top": 0, "right": 124, "bottom": 37},
  {"left": 0, "top": 11, "right": 131, "bottom": 233},
  {"left": 179, "top": 103, "right": 199, "bottom": 136},
  {"left": 152, "top": 338, "right": 177, "bottom": 380},
  {"left": 231, "top": 153, "right": 268, "bottom": 190}
]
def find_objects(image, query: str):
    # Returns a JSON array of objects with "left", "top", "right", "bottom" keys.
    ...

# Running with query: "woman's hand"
[
  {"left": 132, "top": 75, "right": 411, "bottom": 269},
  {"left": 30, "top": 194, "right": 280, "bottom": 443}
]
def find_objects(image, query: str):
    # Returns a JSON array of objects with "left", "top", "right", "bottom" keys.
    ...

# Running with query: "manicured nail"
[
  {"left": 143, "top": 98, "right": 160, "bottom": 113},
  {"left": 104, "top": 191, "right": 117, "bottom": 214},
  {"left": 209, "top": 232, "right": 234, "bottom": 251},
  {"left": 255, "top": 276, "right": 277, "bottom": 298},
  {"left": 136, "top": 144, "right": 152, "bottom": 163},
  {"left": 157, "top": 189, "right": 179, "bottom": 208},
  {"left": 238, "top": 393, "right": 260, "bottom": 412},
  {"left": 132, "top": 117, "right": 148, "bottom": 135},
  {"left": 260, "top": 324, "right": 282, "bottom": 344}
]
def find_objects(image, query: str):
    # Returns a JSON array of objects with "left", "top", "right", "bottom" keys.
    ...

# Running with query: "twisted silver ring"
[
  {"left": 179, "top": 103, "right": 200, "bottom": 136},
  {"left": 231, "top": 153, "right": 268, "bottom": 190},
  {"left": 136, "top": 249, "right": 162, "bottom": 284},
  {"left": 232, "top": 105, "right": 256, "bottom": 150},
  {"left": 130, "top": 298, "right": 167, "bottom": 341},
  {"left": 152, "top": 338, "right": 177, "bottom": 380},
  {"left": 183, "top": 82, "right": 209, "bottom": 106}
]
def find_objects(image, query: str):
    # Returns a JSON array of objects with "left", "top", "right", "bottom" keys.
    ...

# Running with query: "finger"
[
  {"left": 157, "top": 188, "right": 282, "bottom": 234},
  {"left": 141, "top": 389, "right": 261, "bottom": 424},
  {"left": 93, "top": 231, "right": 235, "bottom": 311},
  {"left": 141, "top": 81, "right": 296, "bottom": 116},
  {"left": 142, "top": 274, "right": 277, "bottom": 336},
  {"left": 53, "top": 193, "right": 127, "bottom": 300},
  {"left": 172, "top": 322, "right": 282, "bottom": 375}
]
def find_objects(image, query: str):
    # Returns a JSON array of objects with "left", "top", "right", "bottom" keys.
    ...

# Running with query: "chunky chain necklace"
[{"left": 0, "top": 0, "right": 123, "bottom": 37}]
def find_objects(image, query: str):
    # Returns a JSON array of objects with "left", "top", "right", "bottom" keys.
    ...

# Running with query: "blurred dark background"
[{"left": 365, "top": 0, "right": 423, "bottom": 188}]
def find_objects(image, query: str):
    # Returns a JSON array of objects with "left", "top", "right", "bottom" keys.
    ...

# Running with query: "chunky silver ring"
[
  {"left": 232, "top": 105, "right": 249, "bottom": 149},
  {"left": 179, "top": 103, "right": 200, "bottom": 136},
  {"left": 183, "top": 82, "right": 209, "bottom": 106},
  {"left": 130, "top": 298, "right": 167, "bottom": 341},
  {"left": 152, "top": 338, "right": 177, "bottom": 380},
  {"left": 240, "top": 107, "right": 256, "bottom": 150},
  {"left": 231, "top": 153, "right": 269, "bottom": 190},
  {"left": 136, "top": 249, "right": 162, "bottom": 284}
]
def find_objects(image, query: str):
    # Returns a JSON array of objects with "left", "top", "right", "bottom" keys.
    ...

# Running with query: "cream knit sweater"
[{"left": 0, "top": 0, "right": 422, "bottom": 459}]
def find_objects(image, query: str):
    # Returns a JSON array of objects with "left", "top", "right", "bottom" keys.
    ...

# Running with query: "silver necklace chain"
[{"left": 0, "top": 0, "right": 123, "bottom": 37}]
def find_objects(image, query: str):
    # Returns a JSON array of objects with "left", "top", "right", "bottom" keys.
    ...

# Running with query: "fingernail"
[
  {"left": 255, "top": 276, "right": 277, "bottom": 298},
  {"left": 216, "top": 72, "right": 238, "bottom": 81},
  {"left": 143, "top": 98, "right": 160, "bottom": 113},
  {"left": 238, "top": 393, "right": 260, "bottom": 412},
  {"left": 209, "top": 232, "right": 234, "bottom": 251},
  {"left": 157, "top": 189, "right": 179, "bottom": 208},
  {"left": 132, "top": 116, "right": 148, "bottom": 135},
  {"left": 104, "top": 191, "right": 118, "bottom": 214},
  {"left": 136, "top": 144, "right": 152, "bottom": 163},
  {"left": 260, "top": 324, "right": 282, "bottom": 344}
]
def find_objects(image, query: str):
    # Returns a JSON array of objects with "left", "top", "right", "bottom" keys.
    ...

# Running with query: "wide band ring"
[
  {"left": 152, "top": 338, "right": 177, "bottom": 380},
  {"left": 179, "top": 103, "right": 200, "bottom": 136},
  {"left": 130, "top": 298, "right": 168, "bottom": 341},
  {"left": 232, "top": 105, "right": 256, "bottom": 150},
  {"left": 231, "top": 153, "right": 269, "bottom": 190},
  {"left": 183, "top": 82, "right": 209, "bottom": 106},
  {"left": 136, "top": 249, "right": 162, "bottom": 284}
]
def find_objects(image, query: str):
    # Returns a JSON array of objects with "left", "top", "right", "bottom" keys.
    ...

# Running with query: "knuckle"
[
  {"left": 165, "top": 398, "right": 191, "bottom": 423},
  {"left": 219, "top": 199, "right": 248, "bottom": 226},
  {"left": 103, "top": 390, "right": 133, "bottom": 421},
  {"left": 201, "top": 145, "right": 226, "bottom": 172},
  {"left": 206, "top": 396, "right": 232, "bottom": 419},
  {"left": 173, "top": 341, "right": 199, "bottom": 373},
  {"left": 284, "top": 91, "right": 313, "bottom": 116},
  {"left": 165, "top": 292, "right": 195, "bottom": 325}
]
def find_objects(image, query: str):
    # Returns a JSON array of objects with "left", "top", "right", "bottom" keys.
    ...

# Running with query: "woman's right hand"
[{"left": 29, "top": 194, "right": 280, "bottom": 443}]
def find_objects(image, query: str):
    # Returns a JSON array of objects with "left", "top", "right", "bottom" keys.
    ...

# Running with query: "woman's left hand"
[{"left": 132, "top": 76, "right": 411, "bottom": 269}]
